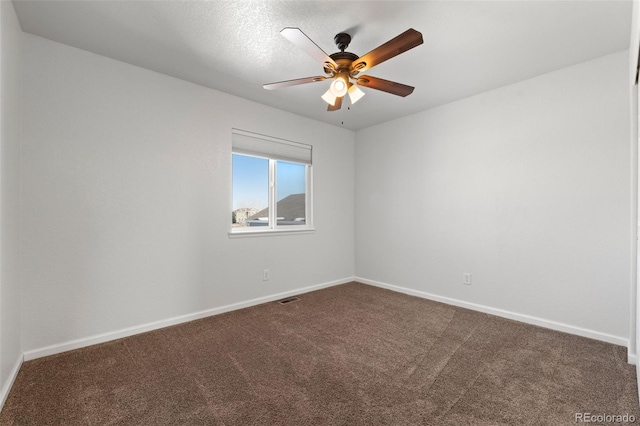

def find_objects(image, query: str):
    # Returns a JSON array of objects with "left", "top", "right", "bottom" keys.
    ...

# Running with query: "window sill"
[{"left": 228, "top": 228, "right": 316, "bottom": 238}]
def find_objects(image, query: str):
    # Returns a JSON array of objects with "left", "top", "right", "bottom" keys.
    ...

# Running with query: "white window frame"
[{"left": 230, "top": 129, "right": 314, "bottom": 237}]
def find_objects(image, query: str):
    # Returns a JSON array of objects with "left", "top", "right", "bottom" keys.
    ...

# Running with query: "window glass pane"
[
  {"left": 232, "top": 154, "right": 269, "bottom": 228},
  {"left": 276, "top": 160, "right": 306, "bottom": 226}
]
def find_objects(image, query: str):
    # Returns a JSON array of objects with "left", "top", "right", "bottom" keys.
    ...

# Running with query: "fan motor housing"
[{"left": 325, "top": 52, "right": 359, "bottom": 75}]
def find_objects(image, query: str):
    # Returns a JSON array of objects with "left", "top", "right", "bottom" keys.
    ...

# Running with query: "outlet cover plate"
[{"left": 463, "top": 273, "right": 472, "bottom": 285}]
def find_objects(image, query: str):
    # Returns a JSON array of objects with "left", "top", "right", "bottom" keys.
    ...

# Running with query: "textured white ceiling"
[{"left": 13, "top": 0, "right": 633, "bottom": 130}]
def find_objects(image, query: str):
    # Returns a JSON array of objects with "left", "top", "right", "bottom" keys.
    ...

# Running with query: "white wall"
[
  {"left": 20, "top": 34, "right": 355, "bottom": 355},
  {"left": 632, "top": 0, "right": 640, "bottom": 388},
  {"left": 13, "top": 20, "right": 635, "bottom": 363},
  {"left": 355, "top": 51, "right": 632, "bottom": 345},
  {"left": 0, "top": 0, "right": 23, "bottom": 405}
]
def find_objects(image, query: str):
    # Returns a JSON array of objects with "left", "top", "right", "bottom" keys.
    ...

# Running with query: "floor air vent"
[{"left": 278, "top": 296, "right": 300, "bottom": 305}]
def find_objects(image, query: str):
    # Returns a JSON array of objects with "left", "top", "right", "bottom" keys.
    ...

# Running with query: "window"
[{"left": 231, "top": 129, "right": 312, "bottom": 234}]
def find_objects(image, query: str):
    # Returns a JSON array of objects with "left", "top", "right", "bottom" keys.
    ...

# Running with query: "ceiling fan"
[{"left": 263, "top": 28, "right": 424, "bottom": 111}]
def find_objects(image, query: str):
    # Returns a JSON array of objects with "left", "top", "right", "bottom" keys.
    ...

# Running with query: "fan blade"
[
  {"left": 281, "top": 27, "right": 337, "bottom": 70},
  {"left": 351, "top": 29, "right": 423, "bottom": 74},
  {"left": 263, "top": 76, "right": 327, "bottom": 90},
  {"left": 356, "top": 76, "right": 414, "bottom": 97},
  {"left": 327, "top": 96, "right": 343, "bottom": 112}
]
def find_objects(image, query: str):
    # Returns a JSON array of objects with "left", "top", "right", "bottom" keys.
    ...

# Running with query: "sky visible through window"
[{"left": 232, "top": 154, "right": 305, "bottom": 211}]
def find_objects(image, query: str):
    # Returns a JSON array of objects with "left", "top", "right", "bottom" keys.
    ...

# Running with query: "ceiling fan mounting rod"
[{"left": 334, "top": 33, "right": 351, "bottom": 52}]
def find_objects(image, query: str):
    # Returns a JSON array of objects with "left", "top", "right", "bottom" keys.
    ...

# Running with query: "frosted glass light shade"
[
  {"left": 348, "top": 84, "right": 365, "bottom": 104},
  {"left": 329, "top": 75, "right": 348, "bottom": 97},
  {"left": 321, "top": 89, "right": 337, "bottom": 106}
]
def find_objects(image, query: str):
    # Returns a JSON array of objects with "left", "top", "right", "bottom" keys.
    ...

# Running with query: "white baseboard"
[
  {"left": 0, "top": 353, "right": 23, "bottom": 411},
  {"left": 356, "top": 277, "right": 631, "bottom": 353},
  {"left": 637, "top": 362, "right": 640, "bottom": 401},
  {"left": 628, "top": 337, "right": 637, "bottom": 365},
  {"left": 20, "top": 275, "right": 633, "bottom": 363},
  {"left": 23, "top": 277, "right": 354, "bottom": 361}
]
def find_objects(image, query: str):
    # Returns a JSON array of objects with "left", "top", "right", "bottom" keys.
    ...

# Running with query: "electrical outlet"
[
  {"left": 263, "top": 269, "right": 270, "bottom": 281},
  {"left": 463, "top": 273, "right": 472, "bottom": 285}
]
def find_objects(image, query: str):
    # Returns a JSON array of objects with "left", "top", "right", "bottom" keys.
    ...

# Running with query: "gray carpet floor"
[{"left": 1, "top": 282, "right": 638, "bottom": 425}]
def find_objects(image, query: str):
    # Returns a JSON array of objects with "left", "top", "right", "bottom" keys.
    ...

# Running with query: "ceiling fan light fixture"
[
  {"left": 264, "top": 27, "right": 423, "bottom": 111},
  {"left": 348, "top": 84, "right": 365, "bottom": 105},
  {"left": 329, "top": 74, "right": 348, "bottom": 97},
  {"left": 321, "top": 89, "right": 337, "bottom": 106}
]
